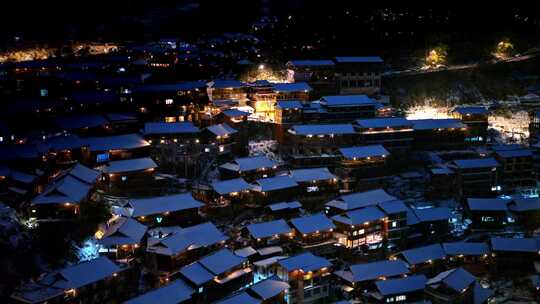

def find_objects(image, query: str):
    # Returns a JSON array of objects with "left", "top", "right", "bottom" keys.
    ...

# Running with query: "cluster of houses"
[{"left": 1, "top": 38, "right": 540, "bottom": 304}]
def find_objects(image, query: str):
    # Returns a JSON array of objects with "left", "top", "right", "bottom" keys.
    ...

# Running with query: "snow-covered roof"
[
  {"left": 378, "top": 200, "right": 409, "bottom": 214},
  {"left": 375, "top": 274, "right": 426, "bottom": 296},
  {"left": 257, "top": 246, "right": 283, "bottom": 256},
  {"left": 32, "top": 175, "right": 92, "bottom": 205},
  {"left": 442, "top": 242, "right": 490, "bottom": 257},
  {"left": 220, "top": 155, "right": 277, "bottom": 172},
  {"left": 99, "top": 217, "right": 148, "bottom": 247},
  {"left": 273, "top": 82, "right": 312, "bottom": 92},
  {"left": 124, "top": 279, "right": 194, "bottom": 304},
  {"left": 411, "top": 119, "right": 465, "bottom": 130},
  {"left": 413, "top": 207, "right": 452, "bottom": 222},
  {"left": 289, "top": 167, "right": 336, "bottom": 183},
  {"left": 339, "top": 145, "right": 389, "bottom": 159},
  {"left": 332, "top": 206, "right": 386, "bottom": 225},
  {"left": 320, "top": 95, "right": 378, "bottom": 107},
  {"left": 208, "top": 80, "right": 245, "bottom": 89},
  {"left": 427, "top": 268, "right": 475, "bottom": 293},
  {"left": 400, "top": 243, "right": 446, "bottom": 265},
  {"left": 234, "top": 246, "right": 257, "bottom": 258},
  {"left": 278, "top": 252, "right": 330, "bottom": 272},
  {"left": 198, "top": 248, "right": 245, "bottom": 276},
  {"left": 253, "top": 175, "right": 298, "bottom": 192},
  {"left": 82, "top": 134, "right": 150, "bottom": 151},
  {"left": 289, "top": 124, "right": 356, "bottom": 135},
  {"left": 69, "top": 163, "right": 100, "bottom": 184},
  {"left": 355, "top": 117, "right": 412, "bottom": 129},
  {"left": 268, "top": 201, "right": 302, "bottom": 212},
  {"left": 222, "top": 109, "right": 250, "bottom": 117},
  {"left": 206, "top": 123, "right": 238, "bottom": 137},
  {"left": 452, "top": 158, "right": 499, "bottom": 169},
  {"left": 212, "top": 178, "right": 251, "bottom": 195},
  {"left": 247, "top": 219, "right": 292, "bottom": 239},
  {"left": 467, "top": 198, "right": 508, "bottom": 211},
  {"left": 334, "top": 56, "right": 383, "bottom": 63},
  {"left": 215, "top": 292, "right": 260, "bottom": 304},
  {"left": 143, "top": 122, "right": 200, "bottom": 135},
  {"left": 44, "top": 134, "right": 84, "bottom": 151},
  {"left": 325, "top": 189, "right": 396, "bottom": 211},
  {"left": 147, "top": 222, "right": 227, "bottom": 256},
  {"left": 12, "top": 257, "right": 122, "bottom": 303},
  {"left": 288, "top": 60, "right": 335, "bottom": 67},
  {"left": 490, "top": 237, "right": 539, "bottom": 253},
  {"left": 103, "top": 157, "right": 157, "bottom": 174},
  {"left": 179, "top": 262, "right": 214, "bottom": 286},
  {"left": 276, "top": 100, "right": 303, "bottom": 109},
  {"left": 250, "top": 278, "right": 289, "bottom": 300},
  {"left": 126, "top": 193, "right": 203, "bottom": 217},
  {"left": 335, "top": 259, "right": 409, "bottom": 283},
  {"left": 290, "top": 213, "right": 335, "bottom": 234}
]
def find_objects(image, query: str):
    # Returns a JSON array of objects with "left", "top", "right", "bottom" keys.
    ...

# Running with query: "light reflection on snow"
[{"left": 74, "top": 239, "right": 101, "bottom": 262}]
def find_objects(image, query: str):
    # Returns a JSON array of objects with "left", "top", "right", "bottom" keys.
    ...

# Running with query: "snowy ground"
[
  {"left": 489, "top": 110, "right": 530, "bottom": 144},
  {"left": 404, "top": 102, "right": 532, "bottom": 144},
  {"left": 248, "top": 140, "right": 282, "bottom": 162}
]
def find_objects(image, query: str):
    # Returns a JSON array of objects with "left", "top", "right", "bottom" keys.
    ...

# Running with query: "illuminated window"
[
  {"left": 219, "top": 146, "right": 225, "bottom": 152},
  {"left": 307, "top": 186, "right": 319, "bottom": 192},
  {"left": 96, "top": 153, "right": 110, "bottom": 163},
  {"left": 396, "top": 295, "right": 406, "bottom": 301},
  {"left": 121, "top": 176, "right": 127, "bottom": 182},
  {"left": 391, "top": 221, "right": 397, "bottom": 228},
  {"left": 165, "top": 99, "right": 173, "bottom": 105}
]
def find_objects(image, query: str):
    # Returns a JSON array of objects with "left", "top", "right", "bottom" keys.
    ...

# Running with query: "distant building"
[
  {"left": 276, "top": 252, "right": 332, "bottom": 304},
  {"left": 97, "top": 216, "right": 147, "bottom": 261},
  {"left": 179, "top": 248, "right": 251, "bottom": 302},
  {"left": 219, "top": 155, "right": 280, "bottom": 181},
  {"left": 207, "top": 80, "right": 247, "bottom": 105},
  {"left": 145, "top": 221, "right": 227, "bottom": 277},
  {"left": 336, "top": 145, "right": 391, "bottom": 191},
  {"left": 333, "top": 56, "right": 384, "bottom": 96},
  {"left": 335, "top": 259, "right": 410, "bottom": 299},
  {"left": 29, "top": 163, "right": 100, "bottom": 221},
  {"left": 281, "top": 124, "right": 358, "bottom": 167},
  {"left": 116, "top": 193, "right": 203, "bottom": 227},
  {"left": 290, "top": 213, "right": 336, "bottom": 249},
  {"left": 492, "top": 145, "right": 536, "bottom": 191},
  {"left": 450, "top": 157, "right": 501, "bottom": 198},
  {"left": 411, "top": 119, "right": 467, "bottom": 150},
  {"left": 371, "top": 274, "right": 427, "bottom": 304},
  {"left": 354, "top": 117, "right": 414, "bottom": 152},
  {"left": 273, "top": 82, "right": 311, "bottom": 102},
  {"left": 451, "top": 106, "right": 489, "bottom": 143},
  {"left": 286, "top": 60, "right": 336, "bottom": 96},
  {"left": 101, "top": 157, "right": 157, "bottom": 193},
  {"left": 426, "top": 268, "right": 493, "bottom": 304},
  {"left": 81, "top": 134, "right": 151, "bottom": 166},
  {"left": 11, "top": 257, "right": 136, "bottom": 304}
]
